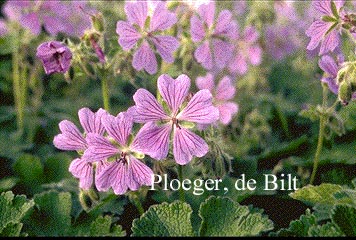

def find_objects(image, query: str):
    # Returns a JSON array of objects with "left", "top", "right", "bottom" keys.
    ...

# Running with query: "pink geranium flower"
[
  {"left": 196, "top": 73, "right": 238, "bottom": 126},
  {"left": 82, "top": 112, "right": 153, "bottom": 195},
  {"left": 116, "top": 1, "right": 179, "bottom": 74},
  {"left": 53, "top": 108, "right": 107, "bottom": 190},
  {"left": 190, "top": 1, "right": 238, "bottom": 70},
  {"left": 306, "top": 0, "right": 345, "bottom": 55},
  {"left": 129, "top": 74, "right": 219, "bottom": 165}
]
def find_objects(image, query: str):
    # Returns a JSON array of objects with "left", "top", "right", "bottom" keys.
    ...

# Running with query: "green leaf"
[
  {"left": 13, "top": 154, "right": 44, "bottom": 193},
  {"left": 131, "top": 201, "right": 194, "bottom": 237},
  {"left": 290, "top": 184, "right": 354, "bottom": 206},
  {"left": 0, "top": 223, "right": 23, "bottom": 237},
  {"left": 308, "top": 222, "right": 344, "bottom": 237},
  {"left": 332, "top": 205, "right": 356, "bottom": 236},
  {"left": 199, "top": 196, "right": 274, "bottom": 236},
  {"left": 0, "top": 191, "right": 34, "bottom": 236},
  {"left": 25, "top": 191, "right": 72, "bottom": 236},
  {"left": 0, "top": 177, "right": 19, "bottom": 192},
  {"left": 89, "top": 216, "right": 126, "bottom": 237}
]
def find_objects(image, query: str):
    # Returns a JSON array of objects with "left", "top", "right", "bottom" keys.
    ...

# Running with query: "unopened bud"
[
  {"left": 92, "top": 13, "right": 105, "bottom": 32},
  {"left": 79, "top": 190, "right": 92, "bottom": 211},
  {"left": 338, "top": 81, "right": 352, "bottom": 106}
]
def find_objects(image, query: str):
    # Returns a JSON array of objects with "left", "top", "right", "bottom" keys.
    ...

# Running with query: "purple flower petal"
[
  {"left": 150, "top": 2, "right": 177, "bottom": 32},
  {"left": 213, "top": 39, "right": 234, "bottom": 69},
  {"left": 20, "top": 13, "right": 41, "bottom": 35},
  {"left": 196, "top": 73, "right": 214, "bottom": 91},
  {"left": 116, "top": 21, "right": 141, "bottom": 51},
  {"left": 178, "top": 89, "right": 219, "bottom": 124},
  {"left": 229, "top": 53, "right": 248, "bottom": 75},
  {"left": 102, "top": 112, "right": 133, "bottom": 147},
  {"left": 319, "top": 55, "right": 338, "bottom": 77},
  {"left": 306, "top": 20, "right": 333, "bottom": 52},
  {"left": 83, "top": 133, "right": 119, "bottom": 162},
  {"left": 190, "top": 15, "right": 206, "bottom": 42},
  {"left": 218, "top": 102, "right": 238, "bottom": 125},
  {"left": 131, "top": 122, "right": 171, "bottom": 160},
  {"left": 96, "top": 160, "right": 128, "bottom": 194},
  {"left": 198, "top": 1, "right": 215, "bottom": 28},
  {"left": 244, "top": 26, "right": 259, "bottom": 43},
  {"left": 157, "top": 74, "right": 191, "bottom": 115},
  {"left": 124, "top": 1, "right": 148, "bottom": 29},
  {"left": 151, "top": 35, "right": 179, "bottom": 63},
  {"left": 213, "top": 10, "right": 234, "bottom": 37},
  {"left": 312, "top": 0, "right": 333, "bottom": 15},
  {"left": 173, "top": 127, "right": 209, "bottom": 165},
  {"left": 319, "top": 28, "right": 340, "bottom": 55},
  {"left": 215, "top": 76, "right": 235, "bottom": 101},
  {"left": 129, "top": 156, "right": 153, "bottom": 188},
  {"left": 132, "top": 88, "right": 169, "bottom": 123},
  {"left": 69, "top": 158, "right": 93, "bottom": 190},
  {"left": 248, "top": 45, "right": 262, "bottom": 65},
  {"left": 78, "top": 108, "right": 106, "bottom": 135},
  {"left": 132, "top": 41, "right": 157, "bottom": 74},
  {"left": 321, "top": 77, "right": 339, "bottom": 94},
  {"left": 194, "top": 41, "right": 213, "bottom": 70},
  {"left": 53, "top": 120, "right": 86, "bottom": 151}
]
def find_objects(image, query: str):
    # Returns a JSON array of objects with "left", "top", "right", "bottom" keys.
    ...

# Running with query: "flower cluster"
[{"left": 54, "top": 74, "right": 222, "bottom": 194}]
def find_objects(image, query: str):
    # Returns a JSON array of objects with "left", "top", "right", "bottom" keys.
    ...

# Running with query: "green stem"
[
  {"left": 178, "top": 165, "right": 185, "bottom": 202},
  {"left": 101, "top": 73, "right": 110, "bottom": 112},
  {"left": 310, "top": 84, "right": 328, "bottom": 185},
  {"left": 131, "top": 194, "right": 144, "bottom": 215},
  {"left": 12, "top": 49, "right": 24, "bottom": 133}
]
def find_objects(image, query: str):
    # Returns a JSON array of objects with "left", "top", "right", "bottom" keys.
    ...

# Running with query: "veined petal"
[
  {"left": 151, "top": 35, "right": 179, "bottom": 63},
  {"left": 178, "top": 89, "right": 220, "bottom": 124},
  {"left": 69, "top": 158, "right": 93, "bottom": 190},
  {"left": 53, "top": 120, "right": 86, "bottom": 151},
  {"left": 306, "top": 20, "right": 332, "bottom": 51},
  {"left": 83, "top": 133, "right": 119, "bottom": 162},
  {"left": 157, "top": 74, "right": 191, "bottom": 114},
  {"left": 95, "top": 160, "right": 128, "bottom": 194},
  {"left": 173, "top": 127, "right": 209, "bottom": 165},
  {"left": 319, "top": 28, "right": 340, "bottom": 55},
  {"left": 20, "top": 13, "right": 41, "bottom": 36},
  {"left": 194, "top": 41, "right": 213, "bottom": 70},
  {"left": 116, "top": 21, "right": 141, "bottom": 50},
  {"left": 319, "top": 55, "right": 338, "bottom": 77},
  {"left": 124, "top": 1, "right": 148, "bottom": 29},
  {"left": 102, "top": 112, "right": 133, "bottom": 147},
  {"left": 132, "top": 88, "right": 169, "bottom": 123},
  {"left": 132, "top": 41, "right": 157, "bottom": 74},
  {"left": 229, "top": 53, "right": 248, "bottom": 75},
  {"left": 212, "top": 39, "right": 234, "bottom": 69},
  {"left": 215, "top": 76, "right": 235, "bottom": 101},
  {"left": 131, "top": 122, "right": 171, "bottom": 160},
  {"left": 190, "top": 15, "right": 206, "bottom": 42},
  {"left": 128, "top": 156, "right": 153, "bottom": 189},
  {"left": 244, "top": 26, "right": 259, "bottom": 43},
  {"left": 78, "top": 108, "right": 106, "bottom": 135},
  {"left": 150, "top": 2, "right": 177, "bottom": 32},
  {"left": 312, "top": 0, "right": 333, "bottom": 15},
  {"left": 218, "top": 102, "right": 239, "bottom": 125},
  {"left": 213, "top": 10, "right": 232, "bottom": 36}
]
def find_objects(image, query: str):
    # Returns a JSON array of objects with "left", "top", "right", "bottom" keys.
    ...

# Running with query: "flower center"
[
  {"left": 118, "top": 151, "right": 128, "bottom": 164},
  {"left": 171, "top": 117, "right": 181, "bottom": 129}
]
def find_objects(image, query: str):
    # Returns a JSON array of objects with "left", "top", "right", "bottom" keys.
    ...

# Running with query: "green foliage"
[
  {"left": 199, "top": 196, "right": 274, "bottom": 236},
  {"left": 132, "top": 197, "right": 274, "bottom": 237},
  {"left": 0, "top": 191, "right": 34, "bottom": 236},
  {"left": 131, "top": 201, "right": 194, "bottom": 237},
  {"left": 332, "top": 205, "right": 356, "bottom": 236}
]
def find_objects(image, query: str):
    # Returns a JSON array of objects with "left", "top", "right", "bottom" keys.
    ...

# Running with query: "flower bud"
[
  {"left": 36, "top": 41, "right": 72, "bottom": 75},
  {"left": 91, "top": 13, "right": 105, "bottom": 32},
  {"left": 338, "top": 81, "right": 352, "bottom": 106}
]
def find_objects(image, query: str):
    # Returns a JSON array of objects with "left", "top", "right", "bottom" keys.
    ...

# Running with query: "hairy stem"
[
  {"left": 178, "top": 165, "right": 185, "bottom": 202},
  {"left": 310, "top": 84, "right": 329, "bottom": 185},
  {"left": 12, "top": 48, "right": 24, "bottom": 133},
  {"left": 130, "top": 193, "right": 144, "bottom": 215},
  {"left": 101, "top": 73, "right": 110, "bottom": 112}
]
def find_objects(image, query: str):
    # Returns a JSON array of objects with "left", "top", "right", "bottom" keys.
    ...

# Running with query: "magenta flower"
[
  {"left": 116, "top": 1, "right": 179, "bottom": 75},
  {"left": 228, "top": 26, "right": 262, "bottom": 75},
  {"left": 2, "top": 1, "right": 93, "bottom": 37},
  {"left": 319, "top": 54, "right": 343, "bottom": 95},
  {"left": 82, "top": 112, "right": 153, "bottom": 195},
  {"left": 129, "top": 74, "right": 219, "bottom": 165},
  {"left": 53, "top": 108, "right": 107, "bottom": 190},
  {"left": 306, "top": 0, "right": 345, "bottom": 55},
  {"left": 196, "top": 73, "right": 238, "bottom": 126},
  {"left": 190, "top": 1, "right": 238, "bottom": 70},
  {"left": 0, "top": 20, "right": 7, "bottom": 36},
  {"left": 36, "top": 41, "right": 72, "bottom": 75}
]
